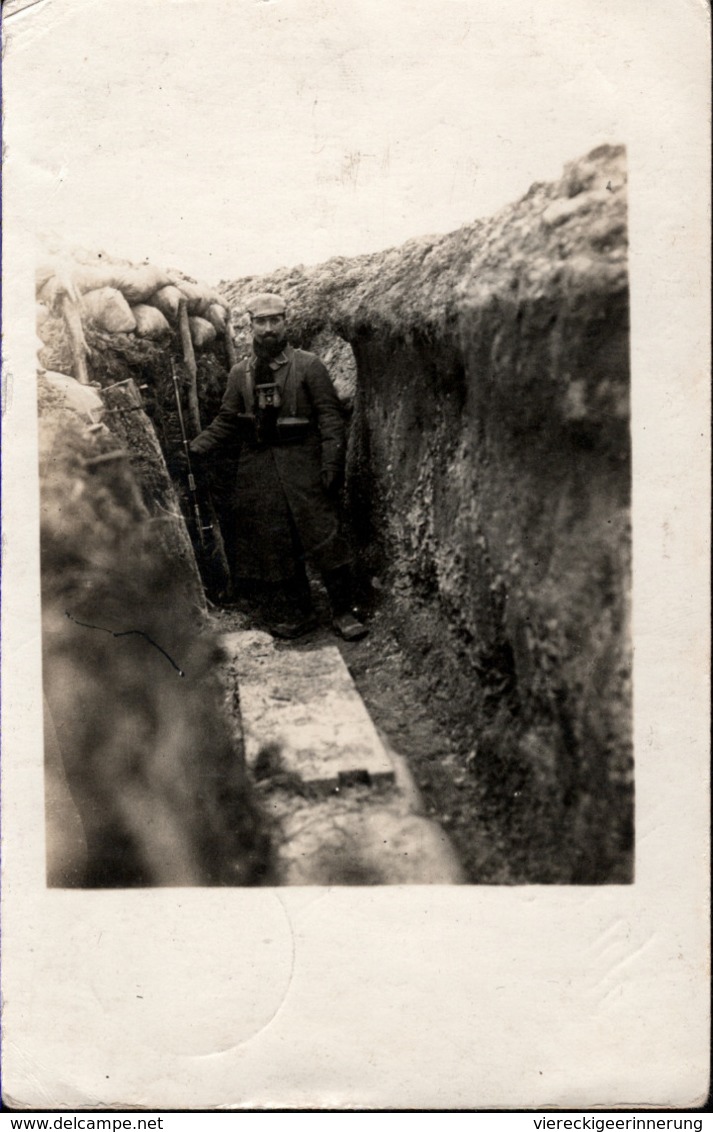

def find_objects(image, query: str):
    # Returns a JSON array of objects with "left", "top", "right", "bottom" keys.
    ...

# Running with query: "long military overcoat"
[{"left": 191, "top": 344, "right": 351, "bottom": 583}]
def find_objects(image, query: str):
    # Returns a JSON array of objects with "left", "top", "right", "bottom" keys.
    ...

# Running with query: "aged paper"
[{"left": 1, "top": 0, "right": 710, "bottom": 1110}]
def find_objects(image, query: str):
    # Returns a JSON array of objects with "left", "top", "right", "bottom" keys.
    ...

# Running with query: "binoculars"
[{"left": 255, "top": 382, "right": 282, "bottom": 411}]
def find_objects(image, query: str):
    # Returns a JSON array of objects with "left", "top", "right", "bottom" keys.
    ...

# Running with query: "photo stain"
[{"left": 64, "top": 611, "right": 185, "bottom": 677}]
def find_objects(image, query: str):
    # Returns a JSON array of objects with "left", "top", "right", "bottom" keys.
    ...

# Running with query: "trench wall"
[
  {"left": 223, "top": 144, "right": 632, "bottom": 882},
  {"left": 39, "top": 377, "right": 271, "bottom": 887}
]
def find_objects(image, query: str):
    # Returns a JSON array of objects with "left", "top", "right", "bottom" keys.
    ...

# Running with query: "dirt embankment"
[
  {"left": 222, "top": 145, "right": 632, "bottom": 883},
  {"left": 39, "top": 378, "right": 272, "bottom": 887}
]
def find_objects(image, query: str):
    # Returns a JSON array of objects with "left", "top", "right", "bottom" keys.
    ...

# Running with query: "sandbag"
[
  {"left": 171, "top": 276, "right": 227, "bottom": 316},
  {"left": 40, "top": 262, "right": 120, "bottom": 304},
  {"left": 172, "top": 278, "right": 209, "bottom": 314},
  {"left": 189, "top": 316, "right": 217, "bottom": 349},
  {"left": 106, "top": 263, "right": 172, "bottom": 304},
  {"left": 147, "top": 284, "right": 184, "bottom": 321},
  {"left": 208, "top": 290, "right": 230, "bottom": 312},
  {"left": 205, "top": 303, "right": 227, "bottom": 333},
  {"left": 37, "top": 259, "right": 174, "bottom": 308},
  {"left": 131, "top": 303, "right": 171, "bottom": 339},
  {"left": 37, "top": 260, "right": 82, "bottom": 308},
  {"left": 70, "top": 264, "right": 121, "bottom": 294},
  {"left": 81, "top": 287, "right": 137, "bottom": 334}
]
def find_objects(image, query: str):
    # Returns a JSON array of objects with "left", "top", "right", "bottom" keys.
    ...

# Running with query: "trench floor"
[
  {"left": 209, "top": 602, "right": 522, "bottom": 882},
  {"left": 333, "top": 614, "right": 517, "bottom": 885}
]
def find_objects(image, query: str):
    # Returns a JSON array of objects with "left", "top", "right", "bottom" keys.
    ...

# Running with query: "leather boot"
[
  {"left": 268, "top": 569, "right": 317, "bottom": 640},
  {"left": 322, "top": 565, "right": 368, "bottom": 641}
]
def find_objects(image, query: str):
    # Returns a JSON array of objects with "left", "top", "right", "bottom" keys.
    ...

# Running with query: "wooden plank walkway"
[
  {"left": 223, "top": 630, "right": 395, "bottom": 793},
  {"left": 221, "top": 629, "right": 464, "bottom": 885}
]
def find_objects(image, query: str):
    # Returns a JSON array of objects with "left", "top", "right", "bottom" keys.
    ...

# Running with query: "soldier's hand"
[{"left": 168, "top": 449, "right": 190, "bottom": 477}]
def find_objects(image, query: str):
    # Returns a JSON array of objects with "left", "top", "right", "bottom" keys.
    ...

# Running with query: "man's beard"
[{"left": 253, "top": 332, "right": 287, "bottom": 360}]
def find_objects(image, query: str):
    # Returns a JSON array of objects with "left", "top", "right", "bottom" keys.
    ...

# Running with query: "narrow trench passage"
[
  {"left": 182, "top": 333, "right": 518, "bottom": 885},
  {"left": 209, "top": 596, "right": 518, "bottom": 886},
  {"left": 37, "top": 144, "right": 633, "bottom": 890}
]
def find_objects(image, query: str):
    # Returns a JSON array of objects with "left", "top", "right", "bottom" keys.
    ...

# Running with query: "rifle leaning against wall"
[
  {"left": 168, "top": 359, "right": 232, "bottom": 602},
  {"left": 169, "top": 358, "right": 213, "bottom": 552},
  {"left": 168, "top": 360, "right": 233, "bottom": 607}
]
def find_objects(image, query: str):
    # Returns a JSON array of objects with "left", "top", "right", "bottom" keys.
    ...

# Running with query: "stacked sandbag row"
[{"left": 36, "top": 256, "right": 231, "bottom": 352}]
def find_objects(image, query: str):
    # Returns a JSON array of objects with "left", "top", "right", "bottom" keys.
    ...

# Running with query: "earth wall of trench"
[{"left": 38, "top": 376, "right": 271, "bottom": 888}]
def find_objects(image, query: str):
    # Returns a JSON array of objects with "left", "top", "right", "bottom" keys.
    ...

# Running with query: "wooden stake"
[
  {"left": 224, "top": 322, "right": 237, "bottom": 370},
  {"left": 60, "top": 294, "right": 91, "bottom": 386},
  {"left": 177, "top": 298, "right": 201, "bottom": 434}
]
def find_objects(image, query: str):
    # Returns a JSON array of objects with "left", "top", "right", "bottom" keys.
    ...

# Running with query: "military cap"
[{"left": 246, "top": 292, "right": 287, "bottom": 317}]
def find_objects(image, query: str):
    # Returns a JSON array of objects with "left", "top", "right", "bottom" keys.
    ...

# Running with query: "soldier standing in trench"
[{"left": 185, "top": 292, "right": 367, "bottom": 642}]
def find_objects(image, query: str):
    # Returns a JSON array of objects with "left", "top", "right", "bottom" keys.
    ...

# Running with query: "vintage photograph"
[
  {"left": 3, "top": 0, "right": 710, "bottom": 1113},
  {"left": 25, "top": 1, "right": 633, "bottom": 891}
]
